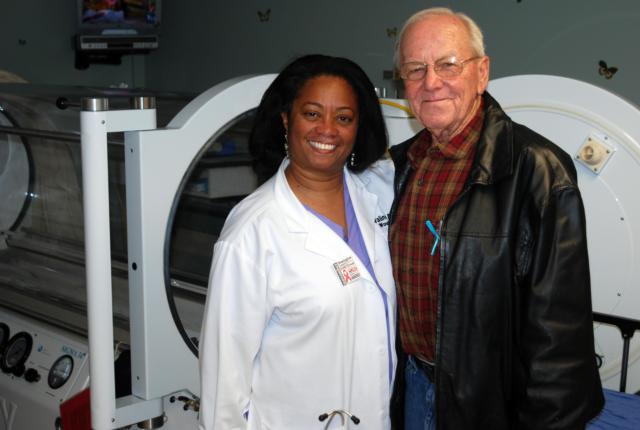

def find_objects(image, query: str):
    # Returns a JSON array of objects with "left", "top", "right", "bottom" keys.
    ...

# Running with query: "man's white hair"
[{"left": 394, "top": 7, "right": 486, "bottom": 68}]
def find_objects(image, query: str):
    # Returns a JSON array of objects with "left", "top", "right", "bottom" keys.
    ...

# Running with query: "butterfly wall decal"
[
  {"left": 257, "top": 9, "right": 271, "bottom": 22},
  {"left": 386, "top": 27, "right": 397, "bottom": 39},
  {"left": 598, "top": 60, "right": 618, "bottom": 79}
]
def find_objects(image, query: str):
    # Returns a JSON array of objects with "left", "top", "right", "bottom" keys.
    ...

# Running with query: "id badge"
[{"left": 333, "top": 256, "right": 361, "bottom": 286}]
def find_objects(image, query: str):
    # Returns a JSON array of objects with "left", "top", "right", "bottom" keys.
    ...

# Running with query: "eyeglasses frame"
[{"left": 399, "top": 56, "right": 483, "bottom": 81}]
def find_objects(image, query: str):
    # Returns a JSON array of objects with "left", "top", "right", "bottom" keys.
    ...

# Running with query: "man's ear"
[{"left": 477, "top": 55, "right": 491, "bottom": 94}]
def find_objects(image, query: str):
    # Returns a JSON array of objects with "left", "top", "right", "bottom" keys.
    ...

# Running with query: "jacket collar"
[
  {"left": 390, "top": 91, "right": 515, "bottom": 186},
  {"left": 468, "top": 92, "right": 515, "bottom": 185}
]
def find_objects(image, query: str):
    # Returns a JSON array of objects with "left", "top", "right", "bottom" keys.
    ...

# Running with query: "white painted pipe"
[{"left": 81, "top": 101, "right": 116, "bottom": 430}]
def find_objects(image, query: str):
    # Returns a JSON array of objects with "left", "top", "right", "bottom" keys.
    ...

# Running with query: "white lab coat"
[{"left": 199, "top": 158, "right": 396, "bottom": 430}]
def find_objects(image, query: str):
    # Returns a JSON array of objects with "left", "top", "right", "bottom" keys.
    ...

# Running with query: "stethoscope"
[{"left": 318, "top": 409, "right": 360, "bottom": 428}]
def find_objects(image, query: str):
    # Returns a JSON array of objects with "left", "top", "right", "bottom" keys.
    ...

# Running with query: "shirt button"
[{"left": 417, "top": 178, "right": 424, "bottom": 186}]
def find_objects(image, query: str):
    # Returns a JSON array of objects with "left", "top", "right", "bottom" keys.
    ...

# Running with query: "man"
[{"left": 389, "top": 7, "right": 604, "bottom": 430}]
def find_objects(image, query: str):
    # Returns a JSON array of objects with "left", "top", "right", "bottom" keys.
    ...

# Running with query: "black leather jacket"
[{"left": 389, "top": 93, "right": 604, "bottom": 430}]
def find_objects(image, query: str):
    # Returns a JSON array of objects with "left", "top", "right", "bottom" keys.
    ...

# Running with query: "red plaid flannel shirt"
[{"left": 391, "top": 102, "right": 484, "bottom": 362}]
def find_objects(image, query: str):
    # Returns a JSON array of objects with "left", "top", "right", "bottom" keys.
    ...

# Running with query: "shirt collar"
[{"left": 408, "top": 97, "right": 485, "bottom": 164}]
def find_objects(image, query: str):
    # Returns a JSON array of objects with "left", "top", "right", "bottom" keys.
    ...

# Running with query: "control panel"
[{"left": 0, "top": 307, "right": 89, "bottom": 430}]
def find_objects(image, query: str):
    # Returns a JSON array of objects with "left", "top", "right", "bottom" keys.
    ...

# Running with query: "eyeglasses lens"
[{"left": 400, "top": 58, "right": 471, "bottom": 80}]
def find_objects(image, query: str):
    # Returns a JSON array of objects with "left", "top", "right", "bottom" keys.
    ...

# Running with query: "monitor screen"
[{"left": 79, "top": 0, "right": 160, "bottom": 34}]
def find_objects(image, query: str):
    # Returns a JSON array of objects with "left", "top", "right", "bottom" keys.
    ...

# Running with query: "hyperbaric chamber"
[{"left": 1, "top": 74, "right": 639, "bottom": 429}]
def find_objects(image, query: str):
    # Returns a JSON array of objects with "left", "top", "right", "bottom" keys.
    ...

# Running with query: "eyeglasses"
[{"left": 399, "top": 56, "right": 482, "bottom": 81}]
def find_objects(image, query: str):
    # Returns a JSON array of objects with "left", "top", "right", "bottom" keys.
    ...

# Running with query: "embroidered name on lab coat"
[
  {"left": 375, "top": 213, "right": 389, "bottom": 227},
  {"left": 333, "top": 256, "right": 361, "bottom": 286}
]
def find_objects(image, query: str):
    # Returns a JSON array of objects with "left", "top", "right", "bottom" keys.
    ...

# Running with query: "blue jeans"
[{"left": 404, "top": 356, "right": 437, "bottom": 430}]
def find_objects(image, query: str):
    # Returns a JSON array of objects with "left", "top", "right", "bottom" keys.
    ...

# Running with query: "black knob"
[
  {"left": 24, "top": 368, "right": 40, "bottom": 383},
  {"left": 56, "top": 97, "right": 70, "bottom": 110},
  {"left": 55, "top": 97, "right": 80, "bottom": 110}
]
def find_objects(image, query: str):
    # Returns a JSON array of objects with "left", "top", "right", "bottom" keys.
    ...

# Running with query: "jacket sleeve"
[
  {"left": 517, "top": 186, "right": 604, "bottom": 429},
  {"left": 199, "top": 240, "right": 270, "bottom": 430}
]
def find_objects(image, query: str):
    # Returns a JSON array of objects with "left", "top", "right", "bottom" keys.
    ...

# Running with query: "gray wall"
[
  {"left": 1, "top": 1, "right": 638, "bottom": 106},
  {"left": 0, "top": 0, "right": 145, "bottom": 87},
  {"left": 145, "top": 0, "right": 639, "bottom": 106}
]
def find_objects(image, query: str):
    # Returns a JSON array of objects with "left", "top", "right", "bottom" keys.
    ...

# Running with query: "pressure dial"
[
  {"left": 48, "top": 355, "right": 74, "bottom": 389},
  {"left": 0, "top": 332, "right": 33, "bottom": 376}
]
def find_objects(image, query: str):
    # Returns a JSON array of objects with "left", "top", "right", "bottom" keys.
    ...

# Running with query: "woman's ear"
[{"left": 280, "top": 112, "right": 288, "bottom": 133}]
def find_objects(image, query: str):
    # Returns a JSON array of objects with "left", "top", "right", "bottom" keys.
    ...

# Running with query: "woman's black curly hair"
[{"left": 249, "top": 54, "right": 388, "bottom": 184}]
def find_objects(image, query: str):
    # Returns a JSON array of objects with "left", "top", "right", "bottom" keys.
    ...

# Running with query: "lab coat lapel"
[
  {"left": 346, "top": 171, "right": 377, "bottom": 263},
  {"left": 345, "top": 170, "right": 394, "bottom": 296},
  {"left": 274, "top": 161, "right": 393, "bottom": 293},
  {"left": 274, "top": 160, "right": 347, "bottom": 261}
]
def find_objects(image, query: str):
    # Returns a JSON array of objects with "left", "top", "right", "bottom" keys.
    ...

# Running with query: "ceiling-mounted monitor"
[{"left": 76, "top": 0, "right": 161, "bottom": 53}]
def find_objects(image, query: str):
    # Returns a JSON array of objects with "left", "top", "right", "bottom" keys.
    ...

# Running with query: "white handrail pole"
[{"left": 81, "top": 99, "right": 116, "bottom": 430}]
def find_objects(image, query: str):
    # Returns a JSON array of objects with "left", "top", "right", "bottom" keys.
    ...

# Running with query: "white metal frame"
[
  {"left": 81, "top": 75, "right": 278, "bottom": 429},
  {"left": 125, "top": 75, "right": 277, "bottom": 402},
  {"left": 81, "top": 101, "right": 158, "bottom": 429}
]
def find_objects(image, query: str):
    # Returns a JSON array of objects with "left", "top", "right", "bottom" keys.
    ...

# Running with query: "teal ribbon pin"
[{"left": 425, "top": 220, "right": 440, "bottom": 256}]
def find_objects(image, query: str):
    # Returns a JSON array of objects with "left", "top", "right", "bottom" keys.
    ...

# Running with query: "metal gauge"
[
  {"left": 48, "top": 354, "right": 74, "bottom": 389},
  {"left": 0, "top": 331, "right": 33, "bottom": 375}
]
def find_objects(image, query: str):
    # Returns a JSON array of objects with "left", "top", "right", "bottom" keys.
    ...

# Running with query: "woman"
[{"left": 199, "top": 54, "right": 395, "bottom": 430}]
